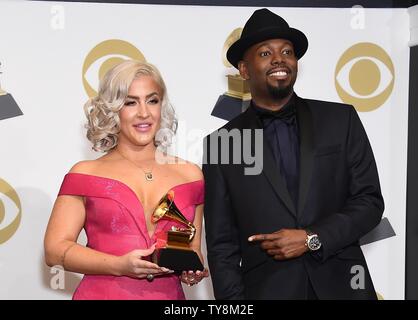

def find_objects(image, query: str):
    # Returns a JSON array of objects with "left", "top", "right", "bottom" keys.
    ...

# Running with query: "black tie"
[
  {"left": 258, "top": 105, "right": 296, "bottom": 127},
  {"left": 257, "top": 105, "right": 299, "bottom": 208}
]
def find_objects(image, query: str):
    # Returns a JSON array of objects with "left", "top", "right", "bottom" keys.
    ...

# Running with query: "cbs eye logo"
[
  {"left": 82, "top": 39, "right": 146, "bottom": 98},
  {"left": 335, "top": 42, "right": 394, "bottom": 112},
  {"left": 0, "top": 178, "right": 21, "bottom": 244}
]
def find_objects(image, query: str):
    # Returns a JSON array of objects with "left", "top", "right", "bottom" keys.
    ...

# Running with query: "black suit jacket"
[{"left": 202, "top": 95, "right": 384, "bottom": 299}]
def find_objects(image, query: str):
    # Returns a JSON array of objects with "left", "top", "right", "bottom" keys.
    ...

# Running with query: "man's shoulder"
[{"left": 301, "top": 97, "right": 354, "bottom": 112}]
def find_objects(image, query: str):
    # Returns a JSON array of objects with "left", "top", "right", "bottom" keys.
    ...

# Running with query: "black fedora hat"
[{"left": 227, "top": 8, "right": 308, "bottom": 68}]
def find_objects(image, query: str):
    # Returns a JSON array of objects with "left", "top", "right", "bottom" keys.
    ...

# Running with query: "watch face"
[{"left": 308, "top": 235, "right": 322, "bottom": 251}]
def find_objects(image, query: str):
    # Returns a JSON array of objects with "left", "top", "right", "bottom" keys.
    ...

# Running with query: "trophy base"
[
  {"left": 359, "top": 217, "right": 396, "bottom": 245},
  {"left": 211, "top": 94, "right": 250, "bottom": 121},
  {"left": 0, "top": 93, "right": 23, "bottom": 120},
  {"left": 152, "top": 247, "right": 204, "bottom": 273}
]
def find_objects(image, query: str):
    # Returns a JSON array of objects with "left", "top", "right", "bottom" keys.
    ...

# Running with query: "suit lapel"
[
  {"left": 296, "top": 97, "right": 315, "bottom": 216},
  {"left": 240, "top": 106, "right": 297, "bottom": 216}
]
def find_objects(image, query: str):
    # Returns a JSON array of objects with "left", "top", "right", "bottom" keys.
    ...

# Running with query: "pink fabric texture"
[{"left": 58, "top": 173, "right": 204, "bottom": 300}]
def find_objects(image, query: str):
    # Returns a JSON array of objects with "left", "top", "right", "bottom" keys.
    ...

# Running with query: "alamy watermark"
[
  {"left": 50, "top": 265, "right": 65, "bottom": 290},
  {"left": 350, "top": 265, "right": 365, "bottom": 290},
  {"left": 155, "top": 120, "right": 264, "bottom": 175},
  {"left": 50, "top": 5, "right": 65, "bottom": 30},
  {"left": 350, "top": 5, "right": 365, "bottom": 30}
]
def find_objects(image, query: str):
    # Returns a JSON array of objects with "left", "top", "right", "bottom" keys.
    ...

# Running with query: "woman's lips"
[{"left": 133, "top": 123, "right": 152, "bottom": 132}]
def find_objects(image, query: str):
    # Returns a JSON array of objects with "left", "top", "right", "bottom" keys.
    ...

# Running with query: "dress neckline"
[{"left": 66, "top": 172, "right": 203, "bottom": 240}]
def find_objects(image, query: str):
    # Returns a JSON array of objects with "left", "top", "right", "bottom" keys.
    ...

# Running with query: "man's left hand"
[{"left": 248, "top": 229, "right": 308, "bottom": 260}]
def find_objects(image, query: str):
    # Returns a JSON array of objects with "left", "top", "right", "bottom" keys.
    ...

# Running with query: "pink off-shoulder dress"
[{"left": 58, "top": 173, "right": 204, "bottom": 300}]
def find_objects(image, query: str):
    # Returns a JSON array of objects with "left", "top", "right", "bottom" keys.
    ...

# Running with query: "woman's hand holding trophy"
[{"left": 150, "top": 190, "right": 209, "bottom": 285}]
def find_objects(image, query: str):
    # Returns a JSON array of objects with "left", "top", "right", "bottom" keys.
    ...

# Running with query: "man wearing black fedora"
[{"left": 203, "top": 8, "right": 384, "bottom": 299}]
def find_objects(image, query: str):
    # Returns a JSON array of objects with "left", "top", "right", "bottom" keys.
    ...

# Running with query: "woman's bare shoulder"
[
  {"left": 68, "top": 156, "right": 112, "bottom": 175},
  {"left": 169, "top": 156, "right": 203, "bottom": 182}
]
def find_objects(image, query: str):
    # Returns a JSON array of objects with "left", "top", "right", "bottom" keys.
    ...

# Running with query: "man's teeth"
[{"left": 269, "top": 71, "right": 288, "bottom": 76}]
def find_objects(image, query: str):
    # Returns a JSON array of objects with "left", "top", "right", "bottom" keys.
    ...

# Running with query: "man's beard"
[{"left": 267, "top": 82, "right": 293, "bottom": 100}]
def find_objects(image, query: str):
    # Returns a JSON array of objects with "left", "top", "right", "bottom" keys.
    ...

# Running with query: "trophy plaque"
[{"left": 151, "top": 190, "right": 204, "bottom": 273}]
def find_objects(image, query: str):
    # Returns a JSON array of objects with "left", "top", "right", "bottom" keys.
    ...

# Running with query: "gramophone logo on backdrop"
[
  {"left": 0, "top": 62, "right": 23, "bottom": 121},
  {"left": 335, "top": 42, "right": 394, "bottom": 112},
  {"left": 211, "top": 28, "right": 252, "bottom": 121},
  {"left": 0, "top": 178, "right": 22, "bottom": 244},
  {"left": 82, "top": 39, "right": 146, "bottom": 97}
]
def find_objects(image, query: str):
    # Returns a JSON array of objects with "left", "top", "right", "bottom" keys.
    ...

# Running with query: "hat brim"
[{"left": 226, "top": 27, "right": 308, "bottom": 69}]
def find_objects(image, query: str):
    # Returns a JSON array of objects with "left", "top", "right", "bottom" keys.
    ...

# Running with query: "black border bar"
[
  {"left": 406, "top": 45, "right": 418, "bottom": 300},
  {"left": 29, "top": 0, "right": 418, "bottom": 8}
]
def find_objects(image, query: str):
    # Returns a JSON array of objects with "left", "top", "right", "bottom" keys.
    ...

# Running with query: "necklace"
[{"left": 116, "top": 150, "right": 155, "bottom": 182}]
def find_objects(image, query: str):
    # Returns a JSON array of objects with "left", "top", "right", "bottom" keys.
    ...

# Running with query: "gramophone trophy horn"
[
  {"left": 151, "top": 190, "right": 203, "bottom": 272},
  {"left": 152, "top": 190, "right": 196, "bottom": 243}
]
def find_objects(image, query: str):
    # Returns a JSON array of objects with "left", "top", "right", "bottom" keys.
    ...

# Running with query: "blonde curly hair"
[{"left": 84, "top": 60, "right": 177, "bottom": 152}]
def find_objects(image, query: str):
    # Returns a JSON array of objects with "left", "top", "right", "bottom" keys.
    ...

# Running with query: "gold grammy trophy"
[
  {"left": 211, "top": 28, "right": 252, "bottom": 121},
  {"left": 0, "top": 62, "right": 23, "bottom": 121},
  {"left": 151, "top": 190, "right": 204, "bottom": 272}
]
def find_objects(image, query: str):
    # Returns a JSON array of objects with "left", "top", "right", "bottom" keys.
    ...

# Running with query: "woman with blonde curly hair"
[{"left": 44, "top": 60, "right": 208, "bottom": 299}]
